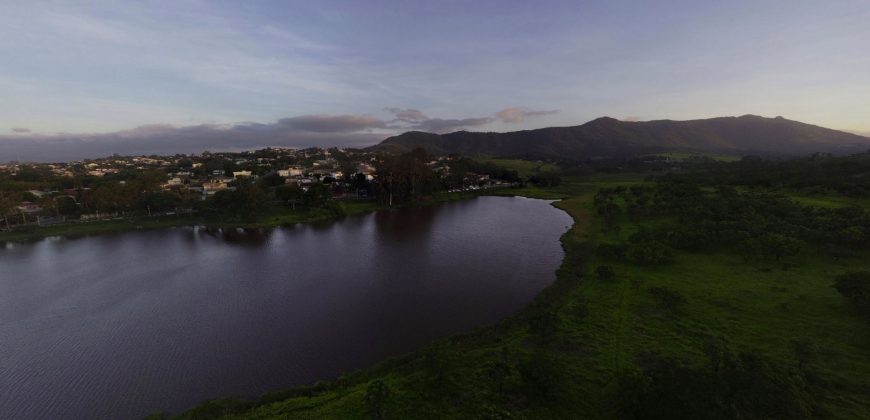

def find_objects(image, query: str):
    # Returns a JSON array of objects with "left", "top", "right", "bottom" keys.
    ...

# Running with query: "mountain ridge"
[{"left": 371, "top": 115, "right": 870, "bottom": 159}]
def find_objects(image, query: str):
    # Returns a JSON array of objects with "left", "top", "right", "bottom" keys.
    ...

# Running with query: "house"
[
  {"left": 232, "top": 170, "right": 252, "bottom": 178},
  {"left": 277, "top": 167, "right": 304, "bottom": 178},
  {"left": 164, "top": 177, "right": 184, "bottom": 187},
  {"left": 289, "top": 177, "right": 314, "bottom": 187},
  {"left": 202, "top": 181, "right": 229, "bottom": 196},
  {"left": 17, "top": 202, "right": 43, "bottom": 214},
  {"left": 26, "top": 190, "right": 49, "bottom": 198}
]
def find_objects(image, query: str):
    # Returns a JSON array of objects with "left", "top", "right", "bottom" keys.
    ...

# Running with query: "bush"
[
  {"left": 628, "top": 241, "right": 675, "bottom": 266},
  {"left": 595, "top": 265, "right": 616, "bottom": 281},
  {"left": 364, "top": 379, "right": 390, "bottom": 420},
  {"left": 518, "top": 352, "right": 563, "bottom": 401}
]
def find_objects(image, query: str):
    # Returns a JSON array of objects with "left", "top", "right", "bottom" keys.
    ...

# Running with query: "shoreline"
[
  {"left": 0, "top": 190, "right": 489, "bottom": 244},
  {"left": 162, "top": 185, "right": 586, "bottom": 419}
]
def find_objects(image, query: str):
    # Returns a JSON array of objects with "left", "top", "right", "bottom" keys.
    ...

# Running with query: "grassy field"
[
  {"left": 161, "top": 170, "right": 870, "bottom": 419},
  {"left": 651, "top": 151, "right": 742, "bottom": 162},
  {"left": 477, "top": 158, "right": 560, "bottom": 178},
  {"left": 780, "top": 192, "right": 870, "bottom": 209}
]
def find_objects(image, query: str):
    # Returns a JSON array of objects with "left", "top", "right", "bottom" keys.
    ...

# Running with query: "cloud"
[
  {"left": 0, "top": 106, "right": 563, "bottom": 161},
  {"left": 389, "top": 106, "right": 559, "bottom": 133},
  {"left": 277, "top": 114, "right": 387, "bottom": 133},
  {"left": 495, "top": 107, "right": 559, "bottom": 123},
  {"left": 384, "top": 108, "right": 429, "bottom": 122},
  {"left": 0, "top": 115, "right": 390, "bottom": 162},
  {"left": 411, "top": 117, "right": 495, "bottom": 133}
]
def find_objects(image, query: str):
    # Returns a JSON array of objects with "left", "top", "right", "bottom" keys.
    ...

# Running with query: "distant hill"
[{"left": 371, "top": 115, "right": 870, "bottom": 159}]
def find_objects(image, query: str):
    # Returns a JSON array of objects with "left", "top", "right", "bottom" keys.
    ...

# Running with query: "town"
[{"left": 0, "top": 147, "right": 524, "bottom": 231}]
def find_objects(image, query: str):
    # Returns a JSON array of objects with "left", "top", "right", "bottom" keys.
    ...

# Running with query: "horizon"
[
  {"left": 3, "top": 113, "right": 869, "bottom": 163},
  {"left": 2, "top": 1, "right": 869, "bottom": 161}
]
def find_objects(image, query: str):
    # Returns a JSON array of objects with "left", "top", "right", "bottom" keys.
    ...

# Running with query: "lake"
[{"left": 0, "top": 196, "right": 572, "bottom": 419}]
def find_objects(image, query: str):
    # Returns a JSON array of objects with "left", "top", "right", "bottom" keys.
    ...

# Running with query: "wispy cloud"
[
  {"left": 409, "top": 117, "right": 495, "bottom": 133},
  {"left": 384, "top": 108, "right": 429, "bottom": 123},
  {"left": 386, "top": 106, "right": 559, "bottom": 133},
  {"left": 277, "top": 115, "right": 387, "bottom": 133},
  {"left": 10, "top": 127, "right": 31, "bottom": 133}
]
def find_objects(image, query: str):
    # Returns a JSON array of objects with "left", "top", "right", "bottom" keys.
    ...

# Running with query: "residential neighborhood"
[{"left": 0, "top": 147, "right": 521, "bottom": 230}]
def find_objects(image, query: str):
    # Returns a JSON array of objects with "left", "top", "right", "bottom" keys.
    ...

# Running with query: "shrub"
[
  {"left": 364, "top": 380, "right": 390, "bottom": 420},
  {"left": 595, "top": 265, "right": 616, "bottom": 281}
]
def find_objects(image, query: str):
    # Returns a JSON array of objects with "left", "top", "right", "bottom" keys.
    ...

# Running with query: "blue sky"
[{"left": 1, "top": 0, "right": 869, "bottom": 159}]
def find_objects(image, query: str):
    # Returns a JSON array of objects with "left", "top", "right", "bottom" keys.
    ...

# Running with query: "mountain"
[{"left": 372, "top": 115, "right": 870, "bottom": 159}]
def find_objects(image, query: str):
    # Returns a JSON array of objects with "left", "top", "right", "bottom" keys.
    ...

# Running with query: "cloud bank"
[{"left": 1, "top": 107, "right": 558, "bottom": 162}]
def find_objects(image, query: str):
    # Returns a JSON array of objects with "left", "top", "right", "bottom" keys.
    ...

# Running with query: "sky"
[{"left": 1, "top": 0, "right": 869, "bottom": 161}]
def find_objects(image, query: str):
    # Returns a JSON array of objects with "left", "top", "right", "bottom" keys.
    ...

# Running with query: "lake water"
[{"left": 0, "top": 196, "right": 572, "bottom": 419}]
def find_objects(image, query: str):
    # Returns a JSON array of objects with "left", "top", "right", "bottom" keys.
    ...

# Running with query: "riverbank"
[{"left": 0, "top": 190, "right": 493, "bottom": 244}]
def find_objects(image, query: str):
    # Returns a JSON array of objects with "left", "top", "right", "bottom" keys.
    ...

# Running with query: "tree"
[
  {"left": 275, "top": 185, "right": 304, "bottom": 209},
  {"left": 628, "top": 241, "right": 675, "bottom": 266},
  {"left": 209, "top": 182, "right": 270, "bottom": 220},
  {"left": 0, "top": 192, "right": 15, "bottom": 229},
  {"left": 596, "top": 265, "right": 616, "bottom": 281},
  {"left": 54, "top": 195, "right": 79, "bottom": 216},
  {"left": 761, "top": 234, "right": 803, "bottom": 261},
  {"left": 374, "top": 148, "right": 439, "bottom": 206},
  {"left": 259, "top": 172, "right": 284, "bottom": 188},
  {"left": 364, "top": 380, "right": 390, "bottom": 420}
]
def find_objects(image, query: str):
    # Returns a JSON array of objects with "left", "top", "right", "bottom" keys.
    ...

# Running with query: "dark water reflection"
[{"left": 0, "top": 196, "right": 572, "bottom": 420}]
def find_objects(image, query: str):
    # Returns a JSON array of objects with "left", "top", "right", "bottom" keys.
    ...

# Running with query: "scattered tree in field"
[
  {"left": 596, "top": 265, "right": 616, "bottom": 281},
  {"left": 627, "top": 241, "right": 674, "bottom": 266}
]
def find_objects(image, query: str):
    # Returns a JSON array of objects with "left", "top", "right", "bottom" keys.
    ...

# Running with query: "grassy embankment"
[{"left": 165, "top": 160, "right": 870, "bottom": 419}]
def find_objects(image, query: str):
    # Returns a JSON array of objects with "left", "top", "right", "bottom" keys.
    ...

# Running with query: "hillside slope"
[{"left": 372, "top": 115, "right": 870, "bottom": 159}]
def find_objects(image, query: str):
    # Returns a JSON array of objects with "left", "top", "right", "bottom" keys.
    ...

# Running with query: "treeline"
[
  {"left": 661, "top": 153, "right": 870, "bottom": 197},
  {"left": 594, "top": 182, "right": 869, "bottom": 265}
]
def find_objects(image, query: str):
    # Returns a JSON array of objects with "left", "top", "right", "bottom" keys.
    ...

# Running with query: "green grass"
[
  {"left": 477, "top": 158, "right": 560, "bottom": 178},
  {"left": 149, "top": 171, "right": 870, "bottom": 419},
  {"left": 587, "top": 237, "right": 870, "bottom": 417},
  {"left": 651, "top": 151, "right": 742, "bottom": 162},
  {"left": 781, "top": 192, "right": 870, "bottom": 209}
]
